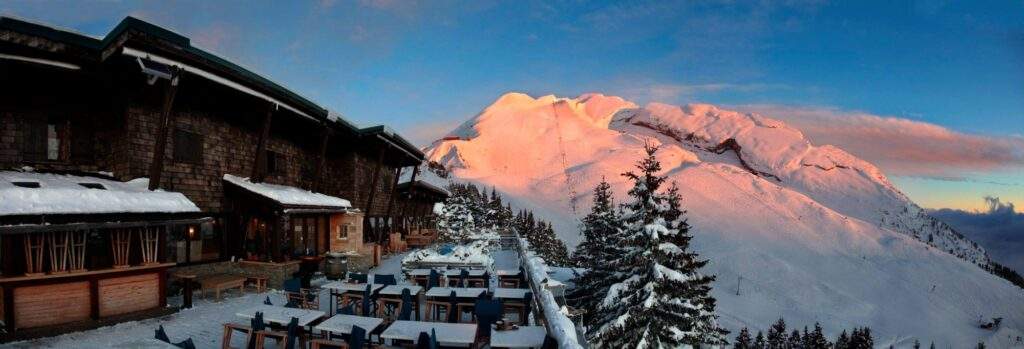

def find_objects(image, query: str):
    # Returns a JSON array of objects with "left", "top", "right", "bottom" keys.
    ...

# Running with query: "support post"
[
  {"left": 147, "top": 73, "right": 180, "bottom": 190},
  {"left": 380, "top": 166, "right": 404, "bottom": 244},
  {"left": 363, "top": 148, "right": 386, "bottom": 242},
  {"left": 313, "top": 125, "right": 330, "bottom": 191},
  {"left": 251, "top": 103, "right": 276, "bottom": 183}
]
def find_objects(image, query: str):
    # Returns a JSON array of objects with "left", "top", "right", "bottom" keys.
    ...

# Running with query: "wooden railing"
[{"left": 511, "top": 233, "right": 585, "bottom": 349}]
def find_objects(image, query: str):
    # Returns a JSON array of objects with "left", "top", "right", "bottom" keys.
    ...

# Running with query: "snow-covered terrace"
[{"left": 3, "top": 236, "right": 583, "bottom": 348}]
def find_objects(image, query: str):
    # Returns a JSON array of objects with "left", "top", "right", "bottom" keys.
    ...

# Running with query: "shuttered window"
[{"left": 173, "top": 129, "right": 202, "bottom": 164}]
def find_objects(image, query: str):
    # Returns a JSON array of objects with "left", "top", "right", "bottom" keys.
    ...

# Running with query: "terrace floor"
[{"left": 0, "top": 249, "right": 572, "bottom": 349}]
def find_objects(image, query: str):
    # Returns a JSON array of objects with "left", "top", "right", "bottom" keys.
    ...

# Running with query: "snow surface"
[
  {"left": 222, "top": 174, "right": 351, "bottom": 208},
  {"left": 424, "top": 92, "right": 1024, "bottom": 347},
  {"left": 0, "top": 170, "right": 199, "bottom": 216}
]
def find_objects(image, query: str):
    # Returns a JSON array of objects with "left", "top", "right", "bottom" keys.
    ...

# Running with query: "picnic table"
[
  {"left": 236, "top": 305, "right": 326, "bottom": 327},
  {"left": 197, "top": 274, "right": 246, "bottom": 300},
  {"left": 424, "top": 287, "right": 487, "bottom": 299},
  {"left": 380, "top": 320, "right": 477, "bottom": 347},
  {"left": 313, "top": 314, "right": 384, "bottom": 340},
  {"left": 322, "top": 281, "right": 386, "bottom": 314},
  {"left": 493, "top": 288, "right": 530, "bottom": 300},
  {"left": 490, "top": 325, "right": 547, "bottom": 349},
  {"left": 377, "top": 285, "right": 424, "bottom": 320}
]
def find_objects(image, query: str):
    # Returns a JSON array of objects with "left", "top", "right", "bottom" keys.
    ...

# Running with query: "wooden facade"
[{"left": 0, "top": 15, "right": 425, "bottom": 335}]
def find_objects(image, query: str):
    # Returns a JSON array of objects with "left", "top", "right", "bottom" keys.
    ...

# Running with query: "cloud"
[
  {"left": 930, "top": 197, "right": 1024, "bottom": 272},
  {"left": 620, "top": 82, "right": 789, "bottom": 104},
  {"left": 735, "top": 104, "right": 1024, "bottom": 178}
]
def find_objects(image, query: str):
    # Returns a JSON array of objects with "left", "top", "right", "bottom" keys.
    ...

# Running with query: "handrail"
[{"left": 512, "top": 234, "right": 585, "bottom": 349}]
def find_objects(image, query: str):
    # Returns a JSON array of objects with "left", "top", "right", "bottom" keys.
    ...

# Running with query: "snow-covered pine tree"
[
  {"left": 754, "top": 332, "right": 766, "bottom": 349},
  {"left": 788, "top": 329, "right": 803, "bottom": 349},
  {"left": 733, "top": 328, "right": 753, "bottom": 349},
  {"left": 533, "top": 222, "right": 570, "bottom": 266},
  {"left": 767, "top": 318, "right": 788, "bottom": 348},
  {"left": 437, "top": 188, "right": 476, "bottom": 244},
  {"left": 807, "top": 323, "right": 830, "bottom": 349},
  {"left": 595, "top": 144, "right": 729, "bottom": 347},
  {"left": 834, "top": 330, "right": 849, "bottom": 349},
  {"left": 568, "top": 178, "right": 627, "bottom": 339}
]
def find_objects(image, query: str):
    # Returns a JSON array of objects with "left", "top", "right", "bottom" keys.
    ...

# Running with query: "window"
[
  {"left": 338, "top": 224, "right": 352, "bottom": 240},
  {"left": 22, "top": 118, "right": 69, "bottom": 162},
  {"left": 265, "top": 150, "right": 285, "bottom": 175},
  {"left": 173, "top": 129, "right": 202, "bottom": 164},
  {"left": 77, "top": 183, "right": 105, "bottom": 190}
]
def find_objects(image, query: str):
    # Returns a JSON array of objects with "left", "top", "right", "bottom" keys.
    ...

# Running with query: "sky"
[{"left": 2, "top": 0, "right": 1022, "bottom": 211}]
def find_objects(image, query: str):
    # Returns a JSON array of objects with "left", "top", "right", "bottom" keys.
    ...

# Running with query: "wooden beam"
[
  {"left": 313, "top": 125, "right": 330, "bottom": 191},
  {"left": 363, "top": 148, "right": 386, "bottom": 216},
  {"left": 379, "top": 166, "right": 404, "bottom": 243},
  {"left": 147, "top": 73, "right": 180, "bottom": 190},
  {"left": 399, "top": 166, "right": 420, "bottom": 218},
  {"left": 250, "top": 103, "right": 276, "bottom": 183}
]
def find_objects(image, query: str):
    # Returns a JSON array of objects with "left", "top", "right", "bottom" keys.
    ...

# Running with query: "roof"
[
  {"left": 0, "top": 15, "right": 422, "bottom": 162},
  {"left": 360, "top": 125, "right": 425, "bottom": 161},
  {"left": 397, "top": 180, "right": 450, "bottom": 198},
  {"left": 0, "top": 170, "right": 200, "bottom": 216},
  {"left": 222, "top": 174, "right": 351, "bottom": 209}
]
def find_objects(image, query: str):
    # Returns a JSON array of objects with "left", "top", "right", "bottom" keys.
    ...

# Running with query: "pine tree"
[
  {"left": 807, "top": 323, "right": 830, "bottom": 349},
  {"left": 912, "top": 339, "right": 920, "bottom": 349},
  {"left": 734, "top": 328, "right": 753, "bottom": 349},
  {"left": 437, "top": 191, "right": 476, "bottom": 244},
  {"left": 754, "top": 332, "right": 767, "bottom": 349},
  {"left": 788, "top": 329, "right": 803, "bottom": 349},
  {"left": 834, "top": 330, "right": 849, "bottom": 349},
  {"left": 929, "top": 342, "right": 935, "bottom": 349},
  {"left": 767, "top": 318, "right": 788, "bottom": 348},
  {"left": 976, "top": 342, "right": 985, "bottom": 349},
  {"left": 595, "top": 144, "right": 728, "bottom": 347},
  {"left": 534, "top": 222, "right": 570, "bottom": 266},
  {"left": 572, "top": 178, "right": 620, "bottom": 270}
]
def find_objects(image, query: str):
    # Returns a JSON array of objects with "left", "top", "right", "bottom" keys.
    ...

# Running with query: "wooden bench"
[
  {"left": 198, "top": 274, "right": 246, "bottom": 301},
  {"left": 246, "top": 275, "right": 269, "bottom": 293}
]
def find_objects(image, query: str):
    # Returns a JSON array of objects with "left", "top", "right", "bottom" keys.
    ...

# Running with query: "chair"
[
  {"left": 339, "top": 303, "right": 355, "bottom": 315},
  {"left": 263, "top": 296, "right": 273, "bottom": 306},
  {"left": 254, "top": 317, "right": 304, "bottom": 349},
  {"left": 155, "top": 325, "right": 171, "bottom": 343},
  {"left": 473, "top": 299, "right": 502, "bottom": 342},
  {"left": 374, "top": 274, "right": 396, "bottom": 286},
  {"left": 447, "top": 291, "right": 462, "bottom": 323},
  {"left": 220, "top": 323, "right": 253, "bottom": 349},
  {"left": 349, "top": 326, "right": 367, "bottom": 349},
  {"left": 359, "top": 284, "right": 375, "bottom": 316},
  {"left": 416, "top": 332, "right": 432, "bottom": 349},
  {"left": 349, "top": 272, "right": 368, "bottom": 283},
  {"left": 398, "top": 288, "right": 414, "bottom": 321},
  {"left": 251, "top": 312, "right": 267, "bottom": 332},
  {"left": 427, "top": 270, "right": 441, "bottom": 290}
]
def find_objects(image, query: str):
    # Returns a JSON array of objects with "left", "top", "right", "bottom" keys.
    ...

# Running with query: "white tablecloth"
[
  {"left": 424, "top": 287, "right": 487, "bottom": 299},
  {"left": 378, "top": 285, "right": 424, "bottom": 296},
  {"left": 493, "top": 288, "right": 530, "bottom": 300},
  {"left": 322, "top": 281, "right": 385, "bottom": 293},
  {"left": 444, "top": 269, "right": 487, "bottom": 277},
  {"left": 236, "top": 305, "right": 325, "bottom": 327},
  {"left": 490, "top": 326, "right": 547, "bottom": 348},
  {"left": 380, "top": 320, "right": 477, "bottom": 347},
  {"left": 313, "top": 314, "right": 384, "bottom": 339}
]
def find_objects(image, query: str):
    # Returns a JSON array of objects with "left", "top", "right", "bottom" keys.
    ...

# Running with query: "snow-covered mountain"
[{"left": 425, "top": 92, "right": 1024, "bottom": 347}]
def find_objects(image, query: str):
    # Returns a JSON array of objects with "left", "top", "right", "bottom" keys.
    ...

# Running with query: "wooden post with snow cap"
[
  {"left": 147, "top": 70, "right": 180, "bottom": 190},
  {"left": 251, "top": 103, "right": 276, "bottom": 183}
]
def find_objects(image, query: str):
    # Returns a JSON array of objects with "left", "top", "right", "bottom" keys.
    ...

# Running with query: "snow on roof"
[
  {"left": 399, "top": 165, "right": 451, "bottom": 196},
  {"left": 0, "top": 171, "right": 200, "bottom": 216},
  {"left": 223, "top": 174, "right": 351, "bottom": 208}
]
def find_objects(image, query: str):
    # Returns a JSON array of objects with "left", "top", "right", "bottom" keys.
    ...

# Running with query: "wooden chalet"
[
  {"left": 0, "top": 16, "right": 424, "bottom": 335},
  {"left": 395, "top": 176, "right": 450, "bottom": 248}
]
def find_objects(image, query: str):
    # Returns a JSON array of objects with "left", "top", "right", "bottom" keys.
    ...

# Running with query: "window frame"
[{"left": 172, "top": 128, "right": 203, "bottom": 164}]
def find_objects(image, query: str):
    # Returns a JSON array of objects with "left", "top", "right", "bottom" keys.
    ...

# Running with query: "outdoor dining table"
[
  {"left": 406, "top": 269, "right": 437, "bottom": 287},
  {"left": 322, "top": 281, "right": 387, "bottom": 314},
  {"left": 424, "top": 287, "right": 487, "bottom": 299},
  {"left": 492, "top": 287, "right": 530, "bottom": 300},
  {"left": 496, "top": 269, "right": 523, "bottom": 288},
  {"left": 236, "top": 304, "right": 326, "bottom": 328},
  {"left": 489, "top": 325, "right": 547, "bottom": 349},
  {"left": 377, "top": 285, "right": 425, "bottom": 320},
  {"left": 379, "top": 320, "right": 478, "bottom": 347},
  {"left": 444, "top": 269, "right": 489, "bottom": 287},
  {"left": 313, "top": 314, "right": 384, "bottom": 340}
]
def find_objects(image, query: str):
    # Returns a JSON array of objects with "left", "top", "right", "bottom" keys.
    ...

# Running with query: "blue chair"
[
  {"left": 430, "top": 329, "right": 439, "bottom": 349},
  {"left": 251, "top": 312, "right": 266, "bottom": 331},
  {"left": 398, "top": 288, "right": 414, "bottom": 321},
  {"left": 427, "top": 270, "right": 441, "bottom": 290},
  {"left": 374, "top": 274, "right": 396, "bottom": 286},
  {"left": 155, "top": 325, "right": 170, "bottom": 343},
  {"left": 483, "top": 272, "right": 490, "bottom": 288},
  {"left": 284, "top": 317, "right": 300, "bottom": 349},
  {"left": 447, "top": 291, "right": 459, "bottom": 323},
  {"left": 360, "top": 284, "right": 374, "bottom": 316},
  {"left": 174, "top": 338, "right": 196, "bottom": 349},
  {"left": 458, "top": 269, "right": 469, "bottom": 287},
  {"left": 349, "top": 273, "right": 368, "bottom": 283},
  {"left": 339, "top": 303, "right": 355, "bottom": 315},
  {"left": 283, "top": 278, "right": 302, "bottom": 293},
  {"left": 416, "top": 332, "right": 431, "bottom": 349},
  {"left": 474, "top": 299, "right": 503, "bottom": 339},
  {"left": 349, "top": 325, "right": 367, "bottom": 349},
  {"left": 263, "top": 296, "right": 273, "bottom": 305}
]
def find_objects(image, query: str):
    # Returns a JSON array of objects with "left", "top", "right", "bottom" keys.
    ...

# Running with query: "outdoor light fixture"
[{"left": 187, "top": 225, "right": 197, "bottom": 240}]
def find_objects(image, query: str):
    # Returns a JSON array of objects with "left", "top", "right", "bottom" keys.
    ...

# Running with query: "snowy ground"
[{"left": 1, "top": 248, "right": 572, "bottom": 349}]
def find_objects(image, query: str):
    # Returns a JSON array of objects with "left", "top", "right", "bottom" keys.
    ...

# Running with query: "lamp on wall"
[{"left": 187, "top": 225, "right": 197, "bottom": 240}]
